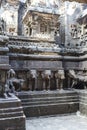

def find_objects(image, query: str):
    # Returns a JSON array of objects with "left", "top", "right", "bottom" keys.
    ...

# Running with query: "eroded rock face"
[
  {"left": 63, "top": 0, "right": 87, "bottom": 3},
  {"left": 68, "top": 70, "right": 87, "bottom": 89},
  {"left": 7, "top": 0, "right": 19, "bottom": 5},
  {"left": 0, "top": 35, "right": 9, "bottom": 45}
]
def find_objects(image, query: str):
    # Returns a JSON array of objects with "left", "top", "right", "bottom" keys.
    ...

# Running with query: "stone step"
[
  {"left": 18, "top": 91, "right": 78, "bottom": 99},
  {"left": 0, "top": 111, "right": 23, "bottom": 118},
  {"left": 0, "top": 94, "right": 26, "bottom": 130},
  {"left": 21, "top": 96, "right": 79, "bottom": 104},
  {"left": 0, "top": 106, "right": 24, "bottom": 118},
  {"left": 24, "top": 102, "right": 79, "bottom": 117},
  {"left": 0, "top": 116, "right": 25, "bottom": 130},
  {"left": 20, "top": 95, "right": 79, "bottom": 102},
  {"left": 0, "top": 106, "right": 23, "bottom": 113},
  {"left": 0, "top": 100, "right": 21, "bottom": 109},
  {"left": 17, "top": 90, "right": 79, "bottom": 117},
  {"left": 79, "top": 91, "right": 87, "bottom": 116},
  {"left": 21, "top": 99, "right": 79, "bottom": 106}
]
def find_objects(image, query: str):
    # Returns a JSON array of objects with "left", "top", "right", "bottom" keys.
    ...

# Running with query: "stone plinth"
[
  {"left": 0, "top": 94, "right": 26, "bottom": 130},
  {"left": 17, "top": 90, "right": 79, "bottom": 117},
  {"left": 79, "top": 90, "right": 87, "bottom": 116}
]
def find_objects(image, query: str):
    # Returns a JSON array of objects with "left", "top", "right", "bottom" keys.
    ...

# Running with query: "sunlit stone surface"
[
  {"left": 0, "top": 0, "right": 87, "bottom": 130},
  {"left": 26, "top": 114, "right": 87, "bottom": 130}
]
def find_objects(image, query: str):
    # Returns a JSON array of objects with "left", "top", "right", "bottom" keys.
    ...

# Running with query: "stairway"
[{"left": 17, "top": 90, "right": 79, "bottom": 117}]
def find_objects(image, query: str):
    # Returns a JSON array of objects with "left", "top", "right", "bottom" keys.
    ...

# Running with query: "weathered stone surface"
[
  {"left": 0, "top": 94, "right": 26, "bottom": 130},
  {"left": 17, "top": 90, "right": 79, "bottom": 117},
  {"left": 79, "top": 90, "right": 87, "bottom": 116},
  {"left": 63, "top": 0, "right": 87, "bottom": 3},
  {"left": 10, "top": 60, "right": 63, "bottom": 70},
  {"left": 0, "top": 56, "right": 9, "bottom": 64}
]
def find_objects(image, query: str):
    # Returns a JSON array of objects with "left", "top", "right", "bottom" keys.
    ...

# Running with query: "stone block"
[
  {"left": 18, "top": 90, "right": 79, "bottom": 117},
  {"left": 0, "top": 94, "right": 26, "bottom": 130}
]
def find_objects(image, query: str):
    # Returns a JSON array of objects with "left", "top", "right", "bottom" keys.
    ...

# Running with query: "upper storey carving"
[
  {"left": 0, "top": 0, "right": 19, "bottom": 10},
  {"left": 26, "top": 0, "right": 60, "bottom": 14}
]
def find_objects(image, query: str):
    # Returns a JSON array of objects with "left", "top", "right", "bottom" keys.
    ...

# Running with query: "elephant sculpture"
[
  {"left": 5, "top": 69, "right": 24, "bottom": 93},
  {"left": 43, "top": 70, "right": 51, "bottom": 90},
  {"left": 27, "top": 70, "right": 39, "bottom": 91},
  {"left": 29, "top": 70, "right": 37, "bottom": 79},
  {"left": 55, "top": 70, "right": 65, "bottom": 90},
  {"left": 43, "top": 70, "right": 51, "bottom": 79},
  {"left": 68, "top": 70, "right": 87, "bottom": 89}
]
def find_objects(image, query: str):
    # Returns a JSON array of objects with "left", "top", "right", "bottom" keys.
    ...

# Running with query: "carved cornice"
[{"left": 8, "top": 35, "right": 87, "bottom": 56}]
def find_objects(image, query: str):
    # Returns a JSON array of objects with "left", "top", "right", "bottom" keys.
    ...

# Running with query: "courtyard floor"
[{"left": 26, "top": 113, "right": 87, "bottom": 130}]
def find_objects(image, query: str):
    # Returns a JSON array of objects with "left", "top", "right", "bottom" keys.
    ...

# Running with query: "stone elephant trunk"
[
  {"left": 27, "top": 70, "right": 37, "bottom": 91},
  {"left": 55, "top": 70, "right": 65, "bottom": 90},
  {"left": 43, "top": 70, "right": 51, "bottom": 90}
]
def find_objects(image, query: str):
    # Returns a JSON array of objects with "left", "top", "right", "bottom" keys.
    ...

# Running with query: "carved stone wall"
[{"left": 0, "top": 0, "right": 19, "bottom": 35}]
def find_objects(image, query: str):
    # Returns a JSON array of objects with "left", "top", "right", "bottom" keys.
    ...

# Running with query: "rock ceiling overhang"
[
  {"left": 6, "top": 0, "right": 19, "bottom": 5},
  {"left": 63, "top": 0, "right": 87, "bottom": 3}
]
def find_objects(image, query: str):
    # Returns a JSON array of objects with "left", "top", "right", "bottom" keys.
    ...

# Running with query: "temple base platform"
[
  {"left": 0, "top": 94, "right": 26, "bottom": 130},
  {"left": 17, "top": 90, "right": 79, "bottom": 117},
  {"left": 79, "top": 90, "right": 87, "bottom": 116}
]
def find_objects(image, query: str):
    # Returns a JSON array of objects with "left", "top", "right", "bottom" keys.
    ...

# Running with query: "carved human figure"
[{"left": 55, "top": 70, "right": 65, "bottom": 90}]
